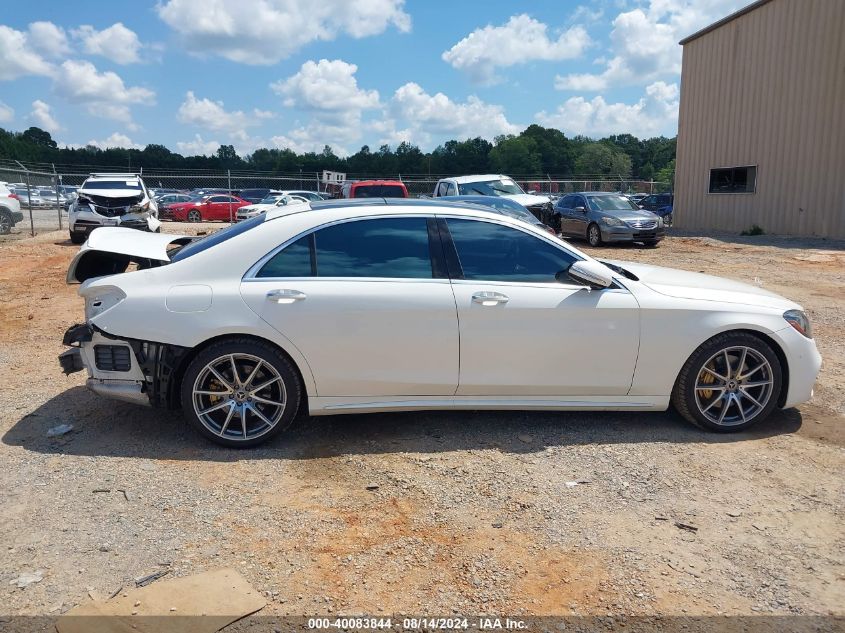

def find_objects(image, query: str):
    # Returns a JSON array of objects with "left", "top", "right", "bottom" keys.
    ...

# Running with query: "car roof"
[
  {"left": 271, "top": 197, "right": 519, "bottom": 222},
  {"left": 442, "top": 174, "right": 510, "bottom": 184},
  {"left": 351, "top": 180, "right": 406, "bottom": 186},
  {"left": 572, "top": 192, "right": 631, "bottom": 197}
]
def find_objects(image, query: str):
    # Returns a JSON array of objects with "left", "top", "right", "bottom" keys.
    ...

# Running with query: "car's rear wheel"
[
  {"left": 672, "top": 332, "right": 782, "bottom": 432},
  {"left": 587, "top": 223, "right": 602, "bottom": 247},
  {"left": 187, "top": 209, "right": 202, "bottom": 222},
  {"left": 69, "top": 230, "right": 85, "bottom": 244},
  {"left": 181, "top": 339, "right": 302, "bottom": 447},
  {"left": 0, "top": 211, "right": 11, "bottom": 235}
]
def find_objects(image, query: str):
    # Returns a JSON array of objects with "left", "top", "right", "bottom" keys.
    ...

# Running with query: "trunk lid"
[{"left": 67, "top": 227, "right": 191, "bottom": 283}]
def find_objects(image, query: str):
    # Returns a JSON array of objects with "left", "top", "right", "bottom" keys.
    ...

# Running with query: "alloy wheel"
[
  {"left": 588, "top": 225, "right": 600, "bottom": 246},
  {"left": 0, "top": 214, "right": 10, "bottom": 234},
  {"left": 187, "top": 210, "right": 201, "bottom": 222},
  {"left": 192, "top": 353, "right": 287, "bottom": 441},
  {"left": 694, "top": 346, "right": 774, "bottom": 426}
]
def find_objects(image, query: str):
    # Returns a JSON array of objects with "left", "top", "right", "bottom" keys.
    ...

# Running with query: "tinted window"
[
  {"left": 446, "top": 219, "right": 575, "bottom": 283},
  {"left": 557, "top": 195, "right": 573, "bottom": 209},
  {"left": 82, "top": 180, "right": 142, "bottom": 190},
  {"left": 258, "top": 217, "right": 433, "bottom": 279},
  {"left": 208, "top": 196, "right": 226, "bottom": 203},
  {"left": 709, "top": 166, "right": 756, "bottom": 193},
  {"left": 257, "top": 235, "right": 312, "bottom": 278},
  {"left": 316, "top": 218, "right": 430, "bottom": 277}
]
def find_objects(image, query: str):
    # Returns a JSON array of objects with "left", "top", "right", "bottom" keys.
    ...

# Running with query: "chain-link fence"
[
  {"left": 1, "top": 159, "right": 667, "bottom": 241},
  {"left": 0, "top": 162, "right": 67, "bottom": 240}
]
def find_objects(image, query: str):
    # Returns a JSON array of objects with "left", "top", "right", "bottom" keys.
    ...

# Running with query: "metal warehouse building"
[{"left": 674, "top": 0, "right": 845, "bottom": 238}]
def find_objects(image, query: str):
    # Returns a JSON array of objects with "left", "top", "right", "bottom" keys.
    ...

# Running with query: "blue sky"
[{"left": 0, "top": 0, "right": 746, "bottom": 156}]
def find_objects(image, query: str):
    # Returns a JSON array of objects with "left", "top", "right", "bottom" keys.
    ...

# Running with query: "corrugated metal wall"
[{"left": 675, "top": 0, "right": 845, "bottom": 237}]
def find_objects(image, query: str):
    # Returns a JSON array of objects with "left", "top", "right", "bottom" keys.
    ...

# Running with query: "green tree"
[
  {"left": 489, "top": 135, "right": 541, "bottom": 175},
  {"left": 21, "top": 126, "right": 57, "bottom": 149},
  {"left": 654, "top": 159, "right": 675, "bottom": 192},
  {"left": 574, "top": 143, "right": 632, "bottom": 178}
]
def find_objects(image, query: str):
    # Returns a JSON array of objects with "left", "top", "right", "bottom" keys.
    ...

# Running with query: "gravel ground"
[{"left": 0, "top": 226, "right": 842, "bottom": 622}]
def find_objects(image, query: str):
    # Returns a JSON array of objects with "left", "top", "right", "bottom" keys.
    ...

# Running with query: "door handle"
[
  {"left": 472, "top": 291, "right": 509, "bottom": 306},
  {"left": 266, "top": 289, "right": 306, "bottom": 304}
]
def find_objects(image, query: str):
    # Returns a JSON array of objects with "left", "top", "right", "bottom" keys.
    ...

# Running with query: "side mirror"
[
  {"left": 562, "top": 260, "right": 614, "bottom": 289},
  {"left": 575, "top": 206, "right": 587, "bottom": 213}
]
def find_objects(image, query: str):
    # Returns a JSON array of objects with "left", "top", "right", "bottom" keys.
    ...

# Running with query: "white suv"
[
  {"left": 0, "top": 182, "right": 23, "bottom": 235},
  {"left": 69, "top": 173, "right": 160, "bottom": 244}
]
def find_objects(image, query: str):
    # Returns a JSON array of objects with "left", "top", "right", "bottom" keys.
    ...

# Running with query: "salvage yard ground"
[{"left": 0, "top": 227, "right": 843, "bottom": 620}]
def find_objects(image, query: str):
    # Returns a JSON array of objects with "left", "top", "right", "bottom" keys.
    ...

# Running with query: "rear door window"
[{"left": 257, "top": 217, "right": 433, "bottom": 279}]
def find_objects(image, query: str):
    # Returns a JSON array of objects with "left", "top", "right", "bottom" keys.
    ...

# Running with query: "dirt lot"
[{"left": 0, "top": 227, "right": 843, "bottom": 622}]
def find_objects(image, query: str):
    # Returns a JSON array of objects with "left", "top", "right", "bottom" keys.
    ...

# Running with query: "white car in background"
[
  {"left": 0, "top": 182, "right": 24, "bottom": 235},
  {"left": 236, "top": 193, "right": 310, "bottom": 221},
  {"left": 433, "top": 174, "right": 553, "bottom": 225},
  {"left": 69, "top": 173, "right": 160, "bottom": 244},
  {"left": 59, "top": 199, "right": 821, "bottom": 448}
]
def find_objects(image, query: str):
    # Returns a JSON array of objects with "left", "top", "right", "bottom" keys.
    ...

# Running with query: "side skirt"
[{"left": 309, "top": 395, "right": 670, "bottom": 416}]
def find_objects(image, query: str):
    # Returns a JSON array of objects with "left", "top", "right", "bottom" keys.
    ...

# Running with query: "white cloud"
[
  {"left": 271, "top": 59, "right": 380, "bottom": 121},
  {"left": 390, "top": 82, "right": 520, "bottom": 140},
  {"left": 72, "top": 23, "right": 142, "bottom": 64},
  {"left": 270, "top": 58, "right": 382, "bottom": 156},
  {"left": 177, "top": 91, "right": 273, "bottom": 138},
  {"left": 443, "top": 14, "right": 589, "bottom": 84},
  {"left": 86, "top": 132, "right": 143, "bottom": 150},
  {"left": 53, "top": 60, "right": 155, "bottom": 126},
  {"left": 536, "top": 81, "right": 680, "bottom": 137},
  {"left": 157, "top": 0, "right": 410, "bottom": 65},
  {"left": 555, "top": 0, "right": 745, "bottom": 91},
  {"left": 0, "top": 101, "right": 13, "bottom": 124},
  {"left": 27, "top": 21, "right": 70, "bottom": 58},
  {"left": 176, "top": 134, "right": 221, "bottom": 156},
  {"left": 29, "top": 100, "right": 60, "bottom": 132},
  {"left": 0, "top": 25, "right": 55, "bottom": 80}
]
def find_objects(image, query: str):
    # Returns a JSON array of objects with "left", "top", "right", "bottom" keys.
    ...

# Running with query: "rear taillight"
[{"left": 8, "top": 193, "right": 19, "bottom": 200}]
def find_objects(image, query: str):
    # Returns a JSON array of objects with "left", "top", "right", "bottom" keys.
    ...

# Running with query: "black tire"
[
  {"left": 69, "top": 230, "right": 86, "bottom": 244},
  {"left": 642, "top": 240, "right": 660, "bottom": 248},
  {"left": 180, "top": 338, "right": 302, "bottom": 448},
  {"left": 0, "top": 210, "right": 11, "bottom": 235},
  {"left": 671, "top": 331, "right": 782, "bottom": 432},
  {"left": 187, "top": 209, "right": 202, "bottom": 223},
  {"left": 587, "top": 222, "right": 603, "bottom": 247}
]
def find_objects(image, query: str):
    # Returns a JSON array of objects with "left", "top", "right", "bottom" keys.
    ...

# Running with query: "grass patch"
[{"left": 741, "top": 224, "right": 765, "bottom": 236}]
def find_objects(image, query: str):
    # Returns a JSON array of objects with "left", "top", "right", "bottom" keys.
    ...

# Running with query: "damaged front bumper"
[
  {"left": 70, "top": 208, "right": 160, "bottom": 237},
  {"left": 58, "top": 323, "right": 188, "bottom": 408}
]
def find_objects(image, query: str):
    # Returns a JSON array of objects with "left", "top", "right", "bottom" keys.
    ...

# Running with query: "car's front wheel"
[
  {"left": 672, "top": 332, "right": 782, "bottom": 432},
  {"left": 187, "top": 209, "right": 202, "bottom": 222},
  {"left": 587, "top": 223, "right": 603, "bottom": 247},
  {"left": 180, "top": 338, "right": 302, "bottom": 447},
  {"left": 69, "top": 230, "right": 85, "bottom": 244}
]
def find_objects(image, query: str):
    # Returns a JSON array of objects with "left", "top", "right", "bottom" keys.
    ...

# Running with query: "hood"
[
  {"left": 79, "top": 187, "right": 143, "bottom": 199},
  {"left": 240, "top": 203, "right": 277, "bottom": 213},
  {"left": 505, "top": 193, "right": 550, "bottom": 206},
  {"left": 597, "top": 209, "right": 659, "bottom": 222},
  {"left": 608, "top": 260, "right": 800, "bottom": 311},
  {"left": 67, "top": 227, "right": 191, "bottom": 283}
]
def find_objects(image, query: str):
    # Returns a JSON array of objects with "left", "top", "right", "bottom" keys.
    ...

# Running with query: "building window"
[{"left": 709, "top": 166, "right": 757, "bottom": 193}]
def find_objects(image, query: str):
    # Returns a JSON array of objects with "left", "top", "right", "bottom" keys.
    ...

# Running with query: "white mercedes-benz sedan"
[{"left": 59, "top": 199, "right": 821, "bottom": 447}]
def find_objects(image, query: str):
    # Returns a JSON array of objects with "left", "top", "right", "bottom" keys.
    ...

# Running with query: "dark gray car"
[{"left": 555, "top": 192, "right": 665, "bottom": 247}]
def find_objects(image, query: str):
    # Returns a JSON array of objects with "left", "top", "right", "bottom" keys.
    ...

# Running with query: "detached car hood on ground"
[
  {"left": 67, "top": 227, "right": 190, "bottom": 283},
  {"left": 610, "top": 260, "right": 800, "bottom": 310}
]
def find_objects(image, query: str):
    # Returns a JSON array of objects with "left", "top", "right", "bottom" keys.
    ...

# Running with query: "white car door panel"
[
  {"left": 452, "top": 282, "right": 639, "bottom": 396},
  {"left": 240, "top": 216, "right": 460, "bottom": 397},
  {"left": 241, "top": 279, "right": 459, "bottom": 397},
  {"left": 441, "top": 217, "right": 640, "bottom": 397}
]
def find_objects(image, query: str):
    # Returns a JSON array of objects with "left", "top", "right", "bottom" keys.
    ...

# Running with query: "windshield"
[
  {"left": 586, "top": 195, "right": 639, "bottom": 211},
  {"left": 259, "top": 195, "right": 283, "bottom": 204},
  {"left": 82, "top": 180, "right": 142, "bottom": 190},
  {"left": 457, "top": 178, "right": 524, "bottom": 197}
]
